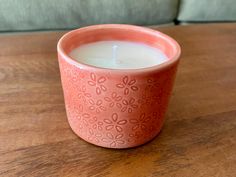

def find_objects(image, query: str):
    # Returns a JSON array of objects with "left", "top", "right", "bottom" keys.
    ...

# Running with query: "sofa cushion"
[
  {"left": 178, "top": 0, "right": 236, "bottom": 22},
  {"left": 0, "top": 0, "right": 179, "bottom": 32}
]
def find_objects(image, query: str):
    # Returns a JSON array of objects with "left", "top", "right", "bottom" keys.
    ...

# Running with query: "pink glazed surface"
[{"left": 57, "top": 24, "right": 181, "bottom": 148}]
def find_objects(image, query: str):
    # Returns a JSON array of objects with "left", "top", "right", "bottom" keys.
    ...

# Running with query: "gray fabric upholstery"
[
  {"left": 178, "top": 0, "right": 236, "bottom": 22},
  {"left": 0, "top": 0, "right": 179, "bottom": 32}
]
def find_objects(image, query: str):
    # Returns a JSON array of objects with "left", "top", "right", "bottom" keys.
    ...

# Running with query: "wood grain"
[{"left": 0, "top": 23, "right": 236, "bottom": 177}]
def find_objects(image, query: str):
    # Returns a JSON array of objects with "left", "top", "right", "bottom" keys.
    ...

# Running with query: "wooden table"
[{"left": 0, "top": 24, "right": 236, "bottom": 177}]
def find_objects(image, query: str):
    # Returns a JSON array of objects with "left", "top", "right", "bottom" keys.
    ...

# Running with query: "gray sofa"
[{"left": 0, "top": 0, "right": 235, "bottom": 32}]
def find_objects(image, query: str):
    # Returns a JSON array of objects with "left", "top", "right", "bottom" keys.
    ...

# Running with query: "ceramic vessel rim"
[{"left": 57, "top": 24, "right": 181, "bottom": 74}]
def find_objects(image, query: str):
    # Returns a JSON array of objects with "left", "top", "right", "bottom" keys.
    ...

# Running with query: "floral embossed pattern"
[
  {"left": 59, "top": 55, "right": 178, "bottom": 148},
  {"left": 116, "top": 76, "right": 138, "bottom": 95},
  {"left": 104, "top": 92, "right": 122, "bottom": 108},
  {"left": 88, "top": 73, "right": 107, "bottom": 95},
  {"left": 57, "top": 24, "right": 180, "bottom": 148},
  {"left": 104, "top": 113, "right": 127, "bottom": 132},
  {"left": 88, "top": 99, "right": 106, "bottom": 113},
  {"left": 121, "top": 98, "right": 138, "bottom": 113},
  {"left": 102, "top": 133, "right": 125, "bottom": 148},
  {"left": 130, "top": 113, "right": 151, "bottom": 131}
]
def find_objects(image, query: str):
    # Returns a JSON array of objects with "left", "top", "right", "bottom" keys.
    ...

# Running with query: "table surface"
[{"left": 0, "top": 23, "right": 236, "bottom": 177}]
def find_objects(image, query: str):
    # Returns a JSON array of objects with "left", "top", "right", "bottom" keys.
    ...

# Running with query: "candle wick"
[{"left": 112, "top": 45, "right": 118, "bottom": 64}]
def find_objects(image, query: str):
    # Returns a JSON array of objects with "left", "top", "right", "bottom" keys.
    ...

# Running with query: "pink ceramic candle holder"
[{"left": 57, "top": 24, "right": 181, "bottom": 148}]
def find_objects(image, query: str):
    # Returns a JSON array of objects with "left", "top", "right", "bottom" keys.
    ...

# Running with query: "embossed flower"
[
  {"left": 129, "top": 113, "right": 151, "bottom": 130},
  {"left": 88, "top": 99, "right": 106, "bottom": 113},
  {"left": 146, "top": 78, "right": 160, "bottom": 91},
  {"left": 121, "top": 98, "right": 138, "bottom": 113},
  {"left": 64, "top": 68, "right": 85, "bottom": 82},
  {"left": 88, "top": 128, "right": 102, "bottom": 143},
  {"left": 88, "top": 72, "right": 107, "bottom": 95},
  {"left": 152, "top": 112, "right": 158, "bottom": 118},
  {"left": 78, "top": 85, "right": 91, "bottom": 104},
  {"left": 89, "top": 116, "right": 103, "bottom": 131},
  {"left": 104, "top": 92, "right": 122, "bottom": 108},
  {"left": 116, "top": 76, "right": 138, "bottom": 95},
  {"left": 138, "top": 92, "right": 160, "bottom": 106},
  {"left": 103, "top": 113, "right": 127, "bottom": 132},
  {"left": 147, "top": 112, "right": 160, "bottom": 134},
  {"left": 102, "top": 133, "right": 125, "bottom": 148},
  {"left": 76, "top": 113, "right": 90, "bottom": 126},
  {"left": 153, "top": 93, "right": 162, "bottom": 105},
  {"left": 73, "top": 105, "right": 83, "bottom": 119},
  {"left": 138, "top": 94, "right": 152, "bottom": 105},
  {"left": 129, "top": 130, "right": 142, "bottom": 139},
  {"left": 71, "top": 108, "right": 84, "bottom": 130}
]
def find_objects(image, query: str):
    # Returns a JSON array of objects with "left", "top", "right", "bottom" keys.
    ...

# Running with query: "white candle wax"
[{"left": 69, "top": 40, "right": 168, "bottom": 69}]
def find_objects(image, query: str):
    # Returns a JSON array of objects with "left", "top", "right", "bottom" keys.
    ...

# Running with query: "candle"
[
  {"left": 58, "top": 24, "right": 181, "bottom": 148},
  {"left": 69, "top": 40, "right": 168, "bottom": 69}
]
